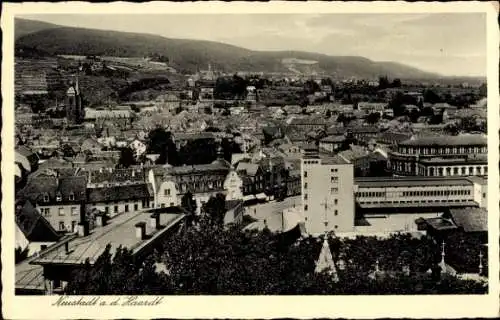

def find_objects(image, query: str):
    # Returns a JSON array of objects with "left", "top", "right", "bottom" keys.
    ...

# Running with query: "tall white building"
[{"left": 301, "top": 148, "right": 355, "bottom": 235}]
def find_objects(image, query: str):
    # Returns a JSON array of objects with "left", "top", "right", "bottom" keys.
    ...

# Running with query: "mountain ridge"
[{"left": 15, "top": 18, "right": 449, "bottom": 79}]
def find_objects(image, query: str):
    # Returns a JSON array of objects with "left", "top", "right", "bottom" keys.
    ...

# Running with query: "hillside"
[
  {"left": 15, "top": 18, "right": 441, "bottom": 79},
  {"left": 15, "top": 18, "right": 61, "bottom": 39}
]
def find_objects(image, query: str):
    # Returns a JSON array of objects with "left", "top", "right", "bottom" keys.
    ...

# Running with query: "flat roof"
[
  {"left": 400, "top": 134, "right": 486, "bottom": 147},
  {"left": 355, "top": 176, "right": 473, "bottom": 188},
  {"left": 32, "top": 210, "right": 184, "bottom": 265}
]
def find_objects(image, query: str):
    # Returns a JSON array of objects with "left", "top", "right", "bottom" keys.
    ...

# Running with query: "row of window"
[
  {"left": 303, "top": 205, "right": 339, "bottom": 216},
  {"left": 356, "top": 189, "right": 472, "bottom": 198},
  {"left": 59, "top": 220, "right": 78, "bottom": 231},
  {"left": 359, "top": 199, "right": 471, "bottom": 205},
  {"left": 303, "top": 160, "right": 320, "bottom": 165},
  {"left": 398, "top": 146, "right": 487, "bottom": 155},
  {"left": 42, "top": 193, "right": 76, "bottom": 203},
  {"left": 41, "top": 207, "right": 78, "bottom": 217},
  {"left": 303, "top": 216, "right": 340, "bottom": 229},
  {"left": 104, "top": 203, "right": 140, "bottom": 214}
]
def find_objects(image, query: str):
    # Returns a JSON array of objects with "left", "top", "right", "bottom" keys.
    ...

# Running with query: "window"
[
  {"left": 114, "top": 205, "right": 118, "bottom": 213},
  {"left": 56, "top": 193, "right": 62, "bottom": 202},
  {"left": 43, "top": 194, "right": 50, "bottom": 202},
  {"left": 161, "top": 203, "right": 165, "bottom": 208},
  {"left": 71, "top": 221, "right": 77, "bottom": 232},
  {"left": 170, "top": 202, "right": 175, "bottom": 206},
  {"left": 134, "top": 204, "right": 139, "bottom": 211},
  {"left": 125, "top": 205, "right": 129, "bottom": 212},
  {"left": 59, "top": 221, "right": 65, "bottom": 231},
  {"left": 334, "top": 210, "right": 338, "bottom": 216},
  {"left": 304, "top": 194, "right": 308, "bottom": 200},
  {"left": 334, "top": 225, "right": 338, "bottom": 229},
  {"left": 58, "top": 208, "right": 64, "bottom": 216},
  {"left": 164, "top": 189, "right": 171, "bottom": 196},
  {"left": 331, "top": 177, "right": 338, "bottom": 182},
  {"left": 304, "top": 205, "right": 308, "bottom": 211},
  {"left": 483, "top": 193, "right": 486, "bottom": 198},
  {"left": 69, "top": 192, "right": 75, "bottom": 201},
  {"left": 304, "top": 183, "right": 308, "bottom": 189},
  {"left": 41, "top": 208, "right": 50, "bottom": 217},
  {"left": 71, "top": 207, "right": 77, "bottom": 215},
  {"left": 331, "top": 188, "right": 338, "bottom": 193},
  {"left": 334, "top": 199, "right": 338, "bottom": 205},
  {"left": 41, "top": 245, "right": 48, "bottom": 250},
  {"left": 304, "top": 171, "right": 308, "bottom": 178}
]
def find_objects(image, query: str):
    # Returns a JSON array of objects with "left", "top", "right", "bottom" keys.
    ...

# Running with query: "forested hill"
[{"left": 16, "top": 18, "right": 440, "bottom": 79}]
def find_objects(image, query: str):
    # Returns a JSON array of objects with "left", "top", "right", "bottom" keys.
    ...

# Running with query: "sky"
[{"left": 21, "top": 13, "right": 487, "bottom": 77}]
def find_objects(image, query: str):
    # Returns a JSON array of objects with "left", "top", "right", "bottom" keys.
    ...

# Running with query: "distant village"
[{"left": 14, "top": 56, "right": 488, "bottom": 295}]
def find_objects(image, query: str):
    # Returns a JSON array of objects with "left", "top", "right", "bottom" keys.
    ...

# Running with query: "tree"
[
  {"left": 458, "top": 116, "right": 480, "bottom": 133},
  {"left": 388, "top": 92, "right": 406, "bottom": 117},
  {"left": 221, "top": 138, "right": 242, "bottom": 162},
  {"left": 378, "top": 76, "right": 390, "bottom": 89},
  {"left": 444, "top": 123, "right": 459, "bottom": 136},
  {"left": 178, "top": 139, "right": 217, "bottom": 165},
  {"left": 201, "top": 193, "right": 227, "bottom": 227},
  {"left": 365, "top": 112, "right": 381, "bottom": 125},
  {"left": 408, "top": 108, "right": 421, "bottom": 123},
  {"left": 181, "top": 192, "right": 197, "bottom": 215},
  {"left": 117, "top": 147, "right": 136, "bottom": 168},
  {"left": 392, "top": 78, "right": 402, "bottom": 88},
  {"left": 146, "top": 128, "right": 178, "bottom": 165},
  {"left": 65, "top": 245, "right": 170, "bottom": 295},
  {"left": 423, "top": 89, "right": 442, "bottom": 104},
  {"left": 337, "top": 113, "right": 353, "bottom": 127},
  {"left": 64, "top": 231, "right": 488, "bottom": 295}
]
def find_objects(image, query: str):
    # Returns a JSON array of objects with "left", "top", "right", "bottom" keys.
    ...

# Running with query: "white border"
[{"left": 2, "top": 2, "right": 499, "bottom": 319}]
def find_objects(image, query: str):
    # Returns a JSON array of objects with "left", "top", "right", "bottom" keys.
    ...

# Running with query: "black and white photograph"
[{"left": 3, "top": 1, "right": 499, "bottom": 319}]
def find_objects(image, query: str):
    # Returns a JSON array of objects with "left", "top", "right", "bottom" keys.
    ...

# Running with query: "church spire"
[
  {"left": 478, "top": 249, "right": 483, "bottom": 275},
  {"left": 315, "top": 235, "right": 338, "bottom": 282},
  {"left": 438, "top": 240, "right": 449, "bottom": 274}
]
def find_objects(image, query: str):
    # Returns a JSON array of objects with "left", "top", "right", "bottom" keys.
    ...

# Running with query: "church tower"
[{"left": 66, "top": 74, "right": 83, "bottom": 124}]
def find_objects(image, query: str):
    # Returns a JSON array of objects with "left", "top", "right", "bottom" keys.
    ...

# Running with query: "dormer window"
[
  {"left": 69, "top": 192, "right": 75, "bottom": 201},
  {"left": 43, "top": 194, "right": 50, "bottom": 203},
  {"left": 56, "top": 192, "right": 62, "bottom": 202}
]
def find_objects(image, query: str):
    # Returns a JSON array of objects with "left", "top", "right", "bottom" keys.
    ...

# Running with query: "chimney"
[
  {"left": 64, "top": 242, "right": 70, "bottom": 254},
  {"left": 77, "top": 222, "right": 89, "bottom": 237},
  {"left": 135, "top": 222, "right": 146, "bottom": 240},
  {"left": 150, "top": 214, "right": 160, "bottom": 230}
]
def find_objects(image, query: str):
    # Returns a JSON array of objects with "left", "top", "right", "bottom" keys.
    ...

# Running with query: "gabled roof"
[
  {"left": 19, "top": 175, "right": 87, "bottom": 204},
  {"left": 321, "top": 135, "right": 346, "bottom": 143},
  {"left": 236, "top": 162, "right": 260, "bottom": 176},
  {"left": 87, "top": 183, "right": 151, "bottom": 203},
  {"left": 15, "top": 200, "right": 61, "bottom": 242},
  {"left": 449, "top": 208, "right": 487, "bottom": 233}
]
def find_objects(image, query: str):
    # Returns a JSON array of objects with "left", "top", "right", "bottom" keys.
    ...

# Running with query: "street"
[{"left": 245, "top": 195, "right": 301, "bottom": 221}]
